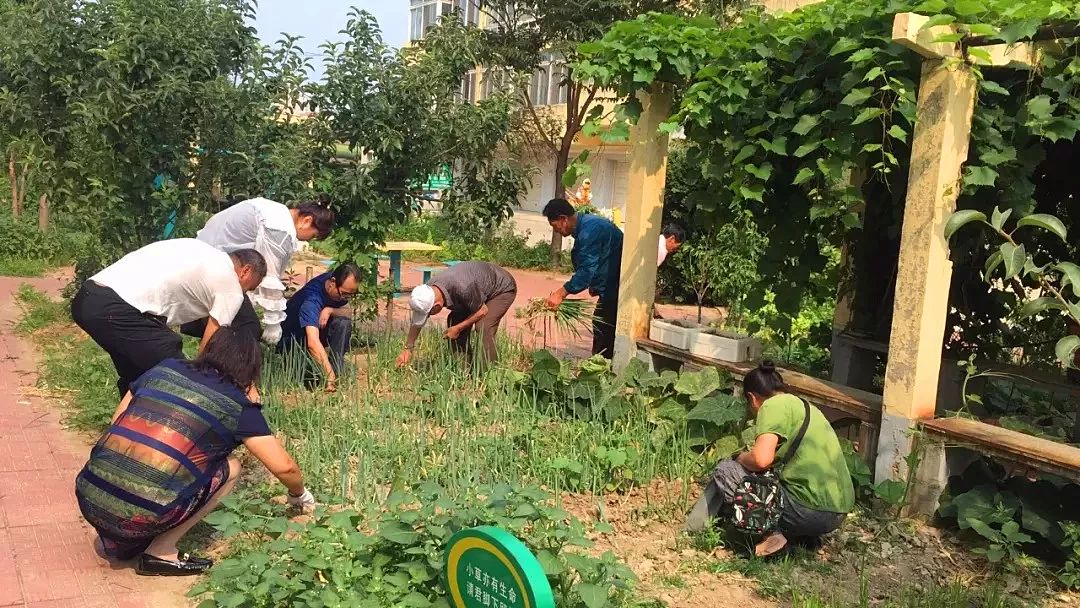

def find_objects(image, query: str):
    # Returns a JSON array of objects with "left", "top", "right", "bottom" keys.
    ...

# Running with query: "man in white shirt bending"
[
  {"left": 71, "top": 239, "right": 266, "bottom": 396},
  {"left": 184, "top": 196, "right": 335, "bottom": 345}
]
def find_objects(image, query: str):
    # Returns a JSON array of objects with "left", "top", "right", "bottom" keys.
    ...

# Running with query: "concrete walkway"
[{"left": 0, "top": 274, "right": 191, "bottom": 608}]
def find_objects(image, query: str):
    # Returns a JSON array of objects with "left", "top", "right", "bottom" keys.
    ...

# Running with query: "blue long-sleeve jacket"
[{"left": 564, "top": 213, "right": 623, "bottom": 300}]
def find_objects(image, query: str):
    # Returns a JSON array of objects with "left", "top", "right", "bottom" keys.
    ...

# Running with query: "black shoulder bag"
[{"left": 730, "top": 399, "right": 812, "bottom": 535}]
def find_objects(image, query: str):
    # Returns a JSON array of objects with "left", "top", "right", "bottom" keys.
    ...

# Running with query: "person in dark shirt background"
[
  {"left": 542, "top": 198, "right": 624, "bottom": 358},
  {"left": 278, "top": 263, "right": 361, "bottom": 393}
]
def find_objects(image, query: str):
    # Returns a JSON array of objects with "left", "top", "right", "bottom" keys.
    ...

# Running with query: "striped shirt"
[{"left": 76, "top": 360, "right": 270, "bottom": 524}]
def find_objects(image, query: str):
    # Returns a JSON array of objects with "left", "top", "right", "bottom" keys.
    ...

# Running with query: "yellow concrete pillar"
[
  {"left": 612, "top": 86, "right": 674, "bottom": 370},
  {"left": 876, "top": 59, "right": 977, "bottom": 481}
]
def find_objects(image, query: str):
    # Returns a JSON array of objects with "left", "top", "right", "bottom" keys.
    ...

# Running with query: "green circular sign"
[{"left": 444, "top": 526, "right": 555, "bottom": 608}]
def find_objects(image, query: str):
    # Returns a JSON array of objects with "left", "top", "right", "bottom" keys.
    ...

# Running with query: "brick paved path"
[{"left": 0, "top": 275, "right": 191, "bottom": 608}]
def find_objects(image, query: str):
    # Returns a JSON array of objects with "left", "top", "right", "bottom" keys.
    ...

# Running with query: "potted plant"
[
  {"left": 670, "top": 221, "right": 765, "bottom": 362},
  {"left": 649, "top": 317, "right": 702, "bottom": 349}
]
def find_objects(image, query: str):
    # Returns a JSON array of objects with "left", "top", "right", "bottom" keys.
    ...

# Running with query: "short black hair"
[
  {"left": 188, "top": 326, "right": 263, "bottom": 390},
  {"left": 331, "top": 261, "right": 363, "bottom": 286},
  {"left": 229, "top": 249, "right": 267, "bottom": 282},
  {"left": 295, "top": 194, "right": 335, "bottom": 239},
  {"left": 662, "top": 224, "right": 687, "bottom": 243},
  {"left": 542, "top": 198, "right": 575, "bottom": 221},
  {"left": 743, "top": 360, "right": 785, "bottom": 399}
]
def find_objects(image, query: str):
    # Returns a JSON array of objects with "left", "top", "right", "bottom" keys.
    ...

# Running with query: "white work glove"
[
  {"left": 261, "top": 324, "right": 282, "bottom": 345},
  {"left": 287, "top": 488, "right": 315, "bottom": 509}
]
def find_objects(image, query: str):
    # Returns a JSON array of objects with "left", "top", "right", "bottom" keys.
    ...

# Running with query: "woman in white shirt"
[{"left": 183, "top": 196, "right": 336, "bottom": 344}]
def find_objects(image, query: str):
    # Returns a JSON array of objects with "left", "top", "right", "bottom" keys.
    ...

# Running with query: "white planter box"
[
  {"left": 649, "top": 319, "right": 700, "bottom": 350},
  {"left": 690, "top": 330, "right": 762, "bottom": 363}
]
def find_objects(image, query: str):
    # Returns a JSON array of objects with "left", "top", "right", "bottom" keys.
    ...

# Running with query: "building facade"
[{"left": 407, "top": 0, "right": 823, "bottom": 224}]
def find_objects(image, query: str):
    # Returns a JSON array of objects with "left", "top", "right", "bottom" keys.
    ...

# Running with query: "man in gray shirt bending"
[{"left": 397, "top": 261, "right": 518, "bottom": 368}]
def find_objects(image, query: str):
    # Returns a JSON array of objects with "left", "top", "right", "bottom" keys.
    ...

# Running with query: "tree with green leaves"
[
  {"left": 575, "top": 0, "right": 1080, "bottom": 353},
  {"left": 0, "top": 0, "right": 259, "bottom": 258},
  {"left": 477, "top": 0, "right": 703, "bottom": 264},
  {"left": 313, "top": 11, "right": 529, "bottom": 259},
  {"left": 674, "top": 217, "right": 763, "bottom": 324}
]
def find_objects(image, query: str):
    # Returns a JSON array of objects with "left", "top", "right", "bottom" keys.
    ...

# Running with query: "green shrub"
[{"left": 193, "top": 482, "right": 638, "bottom": 608}]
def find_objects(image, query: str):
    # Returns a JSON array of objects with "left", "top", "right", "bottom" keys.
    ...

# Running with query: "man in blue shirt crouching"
[{"left": 278, "top": 263, "right": 362, "bottom": 392}]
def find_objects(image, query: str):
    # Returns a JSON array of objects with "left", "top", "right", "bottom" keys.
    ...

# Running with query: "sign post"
[{"left": 444, "top": 526, "right": 555, "bottom": 608}]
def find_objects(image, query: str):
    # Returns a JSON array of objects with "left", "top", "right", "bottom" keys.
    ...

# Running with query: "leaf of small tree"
[
  {"left": 990, "top": 207, "right": 1011, "bottom": 231},
  {"left": 1000, "top": 242, "right": 1026, "bottom": 280},
  {"left": 983, "top": 251, "right": 1004, "bottom": 278},
  {"left": 1025, "top": 95, "right": 1054, "bottom": 121},
  {"left": 887, "top": 124, "right": 908, "bottom": 143},
  {"left": 943, "top": 209, "right": 987, "bottom": 239},
  {"left": 1016, "top": 213, "right": 1068, "bottom": 242},
  {"left": 1055, "top": 335, "right": 1080, "bottom": 367},
  {"left": 1056, "top": 263, "right": 1080, "bottom": 295},
  {"left": 1019, "top": 297, "right": 1064, "bottom": 318}
]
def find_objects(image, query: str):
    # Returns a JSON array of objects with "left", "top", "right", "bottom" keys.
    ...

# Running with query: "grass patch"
[
  {"left": 14, "top": 284, "right": 69, "bottom": 334},
  {"left": 15, "top": 285, "right": 116, "bottom": 431},
  {"left": 15, "top": 287, "right": 1072, "bottom": 607},
  {"left": 0, "top": 257, "right": 52, "bottom": 277}
]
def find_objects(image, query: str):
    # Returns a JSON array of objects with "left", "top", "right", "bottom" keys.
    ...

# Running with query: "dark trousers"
[
  {"left": 592, "top": 291, "right": 619, "bottom": 359},
  {"left": 279, "top": 316, "right": 353, "bottom": 378},
  {"left": 685, "top": 459, "right": 846, "bottom": 538},
  {"left": 323, "top": 316, "right": 353, "bottom": 375},
  {"left": 71, "top": 282, "right": 183, "bottom": 397},
  {"left": 179, "top": 297, "right": 261, "bottom": 345},
  {"left": 447, "top": 291, "right": 517, "bottom": 365}
]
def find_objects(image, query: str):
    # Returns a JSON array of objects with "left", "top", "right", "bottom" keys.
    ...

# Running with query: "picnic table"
[{"left": 378, "top": 241, "right": 443, "bottom": 294}]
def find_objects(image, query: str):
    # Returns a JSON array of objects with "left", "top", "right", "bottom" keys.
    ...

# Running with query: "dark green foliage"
[
  {"left": 517, "top": 351, "right": 748, "bottom": 455},
  {"left": 576, "top": 0, "right": 1080, "bottom": 366},
  {"left": 191, "top": 483, "right": 638, "bottom": 608},
  {"left": 938, "top": 461, "right": 1080, "bottom": 585}
]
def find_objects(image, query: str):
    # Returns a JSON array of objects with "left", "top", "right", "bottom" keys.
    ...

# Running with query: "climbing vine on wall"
[{"left": 576, "top": 0, "right": 1080, "bottom": 362}]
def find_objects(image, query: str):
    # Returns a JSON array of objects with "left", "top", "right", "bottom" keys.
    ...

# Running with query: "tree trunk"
[
  {"left": 37, "top": 194, "right": 48, "bottom": 231},
  {"left": 8, "top": 151, "right": 19, "bottom": 217},
  {"left": 548, "top": 141, "right": 572, "bottom": 266},
  {"left": 17, "top": 163, "right": 29, "bottom": 215}
]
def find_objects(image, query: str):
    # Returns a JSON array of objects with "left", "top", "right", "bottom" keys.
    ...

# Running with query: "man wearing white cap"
[{"left": 396, "top": 261, "right": 517, "bottom": 368}]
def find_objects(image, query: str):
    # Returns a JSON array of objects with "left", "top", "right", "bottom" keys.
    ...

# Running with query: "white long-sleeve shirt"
[{"left": 197, "top": 198, "right": 299, "bottom": 343}]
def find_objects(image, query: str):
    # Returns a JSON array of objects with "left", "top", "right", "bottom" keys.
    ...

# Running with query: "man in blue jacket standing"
[{"left": 543, "top": 198, "right": 624, "bottom": 358}]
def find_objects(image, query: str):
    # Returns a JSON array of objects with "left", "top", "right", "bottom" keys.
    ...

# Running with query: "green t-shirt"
[{"left": 755, "top": 393, "right": 855, "bottom": 514}]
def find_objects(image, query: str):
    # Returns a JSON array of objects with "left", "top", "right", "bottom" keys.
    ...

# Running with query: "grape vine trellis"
[{"left": 576, "top": 0, "right": 1080, "bottom": 356}]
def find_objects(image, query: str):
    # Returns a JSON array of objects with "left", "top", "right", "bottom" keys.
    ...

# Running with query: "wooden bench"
[
  {"left": 637, "top": 338, "right": 883, "bottom": 462},
  {"left": 921, "top": 417, "right": 1080, "bottom": 483}
]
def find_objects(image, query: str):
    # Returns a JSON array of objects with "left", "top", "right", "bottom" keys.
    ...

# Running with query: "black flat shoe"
[{"left": 136, "top": 553, "right": 213, "bottom": 576}]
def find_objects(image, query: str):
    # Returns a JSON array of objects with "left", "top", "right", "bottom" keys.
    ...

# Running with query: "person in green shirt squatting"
[{"left": 686, "top": 361, "right": 855, "bottom": 557}]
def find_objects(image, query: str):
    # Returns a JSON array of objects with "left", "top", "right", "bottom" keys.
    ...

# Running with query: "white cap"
[{"left": 409, "top": 284, "right": 436, "bottom": 326}]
